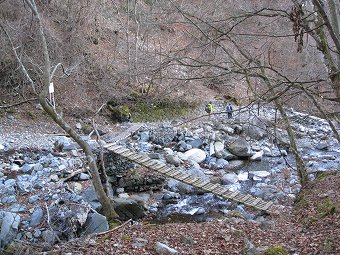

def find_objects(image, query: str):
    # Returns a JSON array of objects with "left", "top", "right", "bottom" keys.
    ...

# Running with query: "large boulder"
[
  {"left": 183, "top": 149, "right": 206, "bottom": 163},
  {"left": 165, "top": 153, "right": 181, "bottom": 167},
  {"left": 108, "top": 104, "right": 131, "bottom": 122},
  {"left": 82, "top": 212, "right": 109, "bottom": 235},
  {"left": 0, "top": 211, "right": 20, "bottom": 248},
  {"left": 48, "top": 194, "right": 91, "bottom": 241},
  {"left": 228, "top": 138, "right": 252, "bottom": 157},
  {"left": 243, "top": 117, "right": 268, "bottom": 140},
  {"left": 221, "top": 173, "right": 239, "bottom": 185},
  {"left": 113, "top": 198, "right": 146, "bottom": 221}
]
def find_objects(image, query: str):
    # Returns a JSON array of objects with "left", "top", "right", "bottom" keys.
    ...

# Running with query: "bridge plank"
[
  {"left": 182, "top": 175, "right": 194, "bottom": 182},
  {"left": 167, "top": 169, "right": 181, "bottom": 177},
  {"left": 128, "top": 154, "right": 143, "bottom": 160},
  {"left": 213, "top": 186, "right": 228, "bottom": 195},
  {"left": 120, "top": 150, "right": 134, "bottom": 157},
  {"left": 135, "top": 156, "right": 151, "bottom": 164},
  {"left": 239, "top": 194, "right": 253, "bottom": 203},
  {"left": 195, "top": 180, "right": 210, "bottom": 188},
  {"left": 105, "top": 144, "right": 122, "bottom": 150},
  {"left": 144, "top": 160, "right": 158, "bottom": 168},
  {"left": 153, "top": 163, "right": 166, "bottom": 170},
  {"left": 249, "top": 198, "right": 262, "bottom": 207},
  {"left": 157, "top": 166, "right": 173, "bottom": 174},
  {"left": 184, "top": 177, "right": 199, "bottom": 184},
  {"left": 261, "top": 201, "right": 274, "bottom": 211}
]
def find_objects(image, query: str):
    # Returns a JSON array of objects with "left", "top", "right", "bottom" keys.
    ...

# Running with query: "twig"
[
  {"left": 60, "top": 168, "right": 88, "bottom": 182},
  {"left": 95, "top": 103, "right": 106, "bottom": 115},
  {"left": 0, "top": 97, "right": 38, "bottom": 108},
  {"left": 91, "top": 219, "right": 132, "bottom": 237}
]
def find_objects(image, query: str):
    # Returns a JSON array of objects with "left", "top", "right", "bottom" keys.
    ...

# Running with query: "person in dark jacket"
[{"left": 226, "top": 102, "right": 233, "bottom": 119}]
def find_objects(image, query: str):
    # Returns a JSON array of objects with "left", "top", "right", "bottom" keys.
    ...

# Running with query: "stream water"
[{"left": 150, "top": 148, "right": 340, "bottom": 223}]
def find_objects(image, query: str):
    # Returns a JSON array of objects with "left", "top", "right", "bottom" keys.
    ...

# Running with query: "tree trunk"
[
  {"left": 259, "top": 67, "right": 308, "bottom": 186},
  {"left": 22, "top": 0, "right": 120, "bottom": 222}
]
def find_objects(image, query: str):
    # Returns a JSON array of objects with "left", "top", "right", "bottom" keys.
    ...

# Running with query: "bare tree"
[
  {"left": 291, "top": 0, "right": 340, "bottom": 100},
  {"left": 1, "top": 0, "right": 119, "bottom": 222}
]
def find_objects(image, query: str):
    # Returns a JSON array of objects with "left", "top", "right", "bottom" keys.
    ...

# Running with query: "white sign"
[{"left": 49, "top": 82, "right": 54, "bottom": 94}]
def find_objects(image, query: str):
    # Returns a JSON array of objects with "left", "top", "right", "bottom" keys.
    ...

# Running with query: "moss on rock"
[{"left": 261, "top": 245, "right": 288, "bottom": 255}]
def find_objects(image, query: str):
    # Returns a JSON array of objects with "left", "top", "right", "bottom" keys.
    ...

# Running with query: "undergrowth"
[{"left": 130, "top": 98, "right": 198, "bottom": 122}]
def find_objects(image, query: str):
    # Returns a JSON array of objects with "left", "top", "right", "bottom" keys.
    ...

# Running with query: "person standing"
[
  {"left": 205, "top": 101, "right": 213, "bottom": 117},
  {"left": 226, "top": 102, "right": 233, "bottom": 118}
]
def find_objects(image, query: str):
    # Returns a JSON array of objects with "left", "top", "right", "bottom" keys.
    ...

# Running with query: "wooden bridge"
[{"left": 103, "top": 124, "right": 276, "bottom": 214}]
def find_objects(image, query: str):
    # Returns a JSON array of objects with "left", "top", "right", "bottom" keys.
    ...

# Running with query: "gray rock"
[
  {"left": 10, "top": 164, "right": 20, "bottom": 171},
  {"left": 32, "top": 163, "right": 44, "bottom": 172},
  {"left": 1, "top": 196, "right": 17, "bottom": 204},
  {"left": 176, "top": 141, "right": 190, "bottom": 152},
  {"left": 25, "top": 232, "right": 33, "bottom": 240},
  {"left": 81, "top": 186, "right": 101, "bottom": 210},
  {"left": 49, "top": 174, "right": 59, "bottom": 182},
  {"left": 16, "top": 180, "right": 33, "bottom": 193},
  {"left": 187, "top": 138, "right": 203, "bottom": 148},
  {"left": 74, "top": 122, "right": 82, "bottom": 130},
  {"left": 227, "top": 160, "right": 245, "bottom": 170},
  {"left": 244, "top": 123, "right": 267, "bottom": 140},
  {"left": 30, "top": 207, "right": 44, "bottom": 226},
  {"left": 42, "top": 229, "right": 58, "bottom": 244},
  {"left": 148, "top": 153, "right": 161, "bottom": 159},
  {"left": 132, "top": 237, "right": 148, "bottom": 248},
  {"left": 316, "top": 143, "right": 329, "bottom": 151},
  {"left": 20, "top": 163, "right": 34, "bottom": 173},
  {"left": 216, "top": 158, "right": 229, "bottom": 168},
  {"left": 165, "top": 154, "right": 181, "bottom": 167},
  {"left": 9, "top": 204, "right": 27, "bottom": 213},
  {"left": 222, "top": 150, "right": 238, "bottom": 160},
  {"left": 79, "top": 173, "right": 91, "bottom": 180},
  {"left": 116, "top": 188, "right": 125, "bottom": 194},
  {"left": 155, "top": 242, "right": 178, "bottom": 255},
  {"left": 82, "top": 212, "right": 109, "bottom": 235},
  {"left": 139, "top": 131, "right": 150, "bottom": 142},
  {"left": 28, "top": 195, "right": 40, "bottom": 203},
  {"left": 0, "top": 211, "right": 20, "bottom": 248},
  {"left": 33, "top": 229, "right": 42, "bottom": 238},
  {"left": 186, "top": 161, "right": 207, "bottom": 179},
  {"left": 4, "top": 179, "right": 16, "bottom": 188},
  {"left": 163, "top": 191, "right": 181, "bottom": 200},
  {"left": 228, "top": 137, "right": 252, "bottom": 157},
  {"left": 113, "top": 198, "right": 146, "bottom": 221},
  {"left": 221, "top": 173, "right": 238, "bottom": 185}
]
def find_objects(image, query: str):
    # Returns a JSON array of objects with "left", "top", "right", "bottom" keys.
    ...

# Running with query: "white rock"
[
  {"left": 177, "top": 152, "right": 188, "bottom": 161},
  {"left": 250, "top": 150, "right": 263, "bottom": 161},
  {"left": 214, "top": 141, "right": 225, "bottom": 158},
  {"left": 183, "top": 148, "right": 206, "bottom": 163},
  {"left": 249, "top": 171, "right": 270, "bottom": 178},
  {"left": 209, "top": 143, "right": 215, "bottom": 156},
  {"left": 155, "top": 242, "right": 178, "bottom": 255}
]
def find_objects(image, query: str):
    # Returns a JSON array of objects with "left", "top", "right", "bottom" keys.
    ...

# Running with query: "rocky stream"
[{"left": 0, "top": 104, "right": 339, "bottom": 250}]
